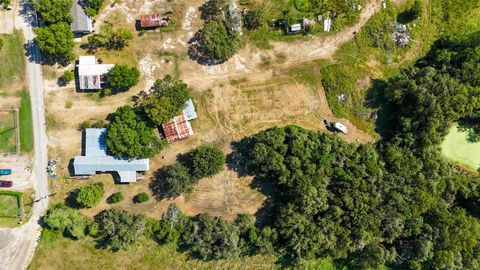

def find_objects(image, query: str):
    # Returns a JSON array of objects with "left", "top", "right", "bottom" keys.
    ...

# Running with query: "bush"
[
  {"left": 186, "top": 146, "right": 225, "bottom": 179},
  {"left": 74, "top": 182, "right": 104, "bottom": 208},
  {"left": 62, "top": 70, "right": 74, "bottom": 82},
  {"left": 133, "top": 192, "right": 149, "bottom": 203},
  {"left": 107, "top": 192, "right": 124, "bottom": 204},
  {"left": 199, "top": 20, "right": 241, "bottom": 62}
]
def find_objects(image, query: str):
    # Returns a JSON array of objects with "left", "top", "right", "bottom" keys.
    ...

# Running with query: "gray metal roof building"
[
  {"left": 73, "top": 128, "right": 149, "bottom": 183},
  {"left": 70, "top": 0, "right": 93, "bottom": 35}
]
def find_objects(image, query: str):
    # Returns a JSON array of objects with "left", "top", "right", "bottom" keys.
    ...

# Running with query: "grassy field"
[
  {"left": 0, "top": 189, "right": 34, "bottom": 228},
  {"left": 0, "top": 110, "right": 16, "bottom": 153},
  {"left": 441, "top": 126, "right": 480, "bottom": 171},
  {"left": 0, "top": 192, "right": 20, "bottom": 217},
  {"left": 29, "top": 230, "right": 341, "bottom": 270},
  {"left": 19, "top": 89, "right": 34, "bottom": 153},
  {"left": 0, "top": 31, "right": 25, "bottom": 92}
]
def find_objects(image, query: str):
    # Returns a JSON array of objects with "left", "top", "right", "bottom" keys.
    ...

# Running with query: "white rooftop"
[{"left": 78, "top": 56, "right": 114, "bottom": 76}]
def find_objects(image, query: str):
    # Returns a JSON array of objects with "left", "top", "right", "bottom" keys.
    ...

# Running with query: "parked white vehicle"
[{"left": 333, "top": 122, "right": 348, "bottom": 134}]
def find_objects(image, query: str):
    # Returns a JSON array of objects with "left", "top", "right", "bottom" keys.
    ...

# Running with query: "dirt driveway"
[{"left": 0, "top": 9, "right": 14, "bottom": 34}]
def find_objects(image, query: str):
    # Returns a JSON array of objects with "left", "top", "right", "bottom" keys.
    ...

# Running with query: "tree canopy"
[
  {"left": 95, "top": 209, "right": 146, "bottom": 251},
  {"left": 87, "top": 24, "right": 134, "bottom": 51},
  {"left": 43, "top": 204, "right": 88, "bottom": 239},
  {"left": 34, "top": 0, "right": 72, "bottom": 25},
  {"left": 106, "top": 65, "right": 140, "bottom": 94},
  {"left": 150, "top": 164, "right": 194, "bottom": 199},
  {"left": 106, "top": 105, "right": 164, "bottom": 159},
  {"left": 74, "top": 182, "right": 104, "bottom": 208},
  {"left": 141, "top": 75, "right": 191, "bottom": 125},
  {"left": 199, "top": 20, "right": 241, "bottom": 63},
  {"left": 35, "top": 23, "right": 75, "bottom": 61},
  {"left": 184, "top": 146, "right": 225, "bottom": 179}
]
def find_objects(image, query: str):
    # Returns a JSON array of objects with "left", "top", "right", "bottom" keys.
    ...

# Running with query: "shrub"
[
  {"left": 107, "top": 192, "right": 124, "bottom": 204},
  {"left": 133, "top": 192, "right": 149, "bottom": 203},
  {"left": 74, "top": 182, "right": 104, "bottom": 208},
  {"left": 62, "top": 70, "right": 74, "bottom": 82},
  {"left": 186, "top": 146, "right": 225, "bottom": 179}
]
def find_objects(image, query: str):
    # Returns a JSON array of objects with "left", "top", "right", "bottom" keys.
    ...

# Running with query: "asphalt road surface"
[{"left": 0, "top": 1, "right": 49, "bottom": 269}]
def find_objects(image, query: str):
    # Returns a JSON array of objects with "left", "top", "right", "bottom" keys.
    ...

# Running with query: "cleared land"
[
  {"left": 0, "top": 31, "right": 25, "bottom": 92},
  {"left": 441, "top": 126, "right": 480, "bottom": 170}
]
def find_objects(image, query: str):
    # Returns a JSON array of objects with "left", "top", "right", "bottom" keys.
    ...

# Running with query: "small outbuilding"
[
  {"left": 290, "top": 24, "right": 302, "bottom": 32},
  {"left": 333, "top": 122, "right": 349, "bottom": 134},
  {"left": 162, "top": 113, "right": 194, "bottom": 143},
  {"left": 138, "top": 14, "right": 170, "bottom": 29}
]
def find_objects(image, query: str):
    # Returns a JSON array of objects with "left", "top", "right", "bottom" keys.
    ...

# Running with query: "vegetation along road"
[{"left": 0, "top": 0, "right": 49, "bottom": 269}]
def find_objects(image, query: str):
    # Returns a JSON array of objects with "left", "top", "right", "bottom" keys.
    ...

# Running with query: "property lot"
[{"left": 0, "top": 192, "right": 20, "bottom": 217}]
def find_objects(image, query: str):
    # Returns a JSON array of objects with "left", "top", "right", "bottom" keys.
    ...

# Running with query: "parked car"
[
  {"left": 0, "top": 169, "right": 12, "bottom": 175},
  {"left": 332, "top": 122, "right": 349, "bottom": 134},
  {"left": 0, "top": 180, "right": 13, "bottom": 187}
]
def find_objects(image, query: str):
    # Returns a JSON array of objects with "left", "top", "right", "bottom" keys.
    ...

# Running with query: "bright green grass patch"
[
  {"left": 0, "top": 30, "right": 25, "bottom": 91},
  {"left": 0, "top": 191, "right": 22, "bottom": 218},
  {"left": 441, "top": 125, "right": 480, "bottom": 171},
  {"left": 19, "top": 89, "right": 33, "bottom": 153},
  {"left": 0, "top": 111, "right": 16, "bottom": 153}
]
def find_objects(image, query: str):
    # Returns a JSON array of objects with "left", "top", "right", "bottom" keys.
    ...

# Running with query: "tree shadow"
[
  {"left": 226, "top": 137, "right": 255, "bottom": 177},
  {"left": 187, "top": 31, "right": 225, "bottom": 66},
  {"left": 364, "top": 79, "right": 395, "bottom": 139},
  {"left": 149, "top": 167, "right": 174, "bottom": 201},
  {"left": 457, "top": 118, "right": 480, "bottom": 143}
]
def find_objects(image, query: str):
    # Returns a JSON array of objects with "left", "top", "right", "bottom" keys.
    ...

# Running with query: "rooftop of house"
[
  {"left": 70, "top": 0, "right": 93, "bottom": 34},
  {"left": 78, "top": 56, "right": 114, "bottom": 76},
  {"left": 183, "top": 98, "right": 197, "bottom": 121},
  {"left": 138, "top": 14, "right": 169, "bottom": 28},
  {"left": 162, "top": 113, "right": 194, "bottom": 143}
]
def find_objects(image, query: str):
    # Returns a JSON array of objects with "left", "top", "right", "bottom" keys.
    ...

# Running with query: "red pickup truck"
[{"left": 0, "top": 180, "right": 13, "bottom": 187}]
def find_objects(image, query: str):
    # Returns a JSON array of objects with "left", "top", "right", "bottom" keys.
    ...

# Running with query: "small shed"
[
  {"left": 162, "top": 113, "right": 194, "bottom": 143},
  {"left": 70, "top": 0, "right": 93, "bottom": 35},
  {"left": 183, "top": 98, "right": 197, "bottom": 121},
  {"left": 138, "top": 14, "right": 169, "bottom": 29}
]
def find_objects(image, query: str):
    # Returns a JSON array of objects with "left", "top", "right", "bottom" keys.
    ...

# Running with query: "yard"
[
  {"left": 0, "top": 31, "right": 25, "bottom": 92},
  {"left": 0, "top": 110, "right": 17, "bottom": 153},
  {"left": 0, "top": 189, "right": 34, "bottom": 228}
]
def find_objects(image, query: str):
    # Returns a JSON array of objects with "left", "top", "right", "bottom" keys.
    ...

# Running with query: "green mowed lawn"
[
  {"left": 0, "top": 31, "right": 25, "bottom": 91},
  {"left": 0, "top": 194, "right": 20, "bottom": 217},
  {"left": 19, "top": 89, "right": 33, "bottom": 153},
  {"left": 0, "top": 111, "right": 16, "bottom": 153},
  {"left": 441, "top": 126, "right": 480, "bottom": 170}
]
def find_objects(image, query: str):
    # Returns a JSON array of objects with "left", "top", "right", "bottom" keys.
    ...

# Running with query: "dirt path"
[{"left": 270, "top": 0, "right": 382, "bottom": 65}]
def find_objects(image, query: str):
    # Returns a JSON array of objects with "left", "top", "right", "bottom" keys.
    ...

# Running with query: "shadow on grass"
[
  {"left": 457, "top": 118, "right": 480, "bottom": 143},
  {"left": 364, "top": 79, "right": 395, "bottom": 139}
]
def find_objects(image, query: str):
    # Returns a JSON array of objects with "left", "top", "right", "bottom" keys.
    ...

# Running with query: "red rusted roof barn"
[
  {"left": 138, "top": 14, "right": 169, "bottom": 28},
  {"left": 162, "top": 113, "right": 193, "bottom": 143}
]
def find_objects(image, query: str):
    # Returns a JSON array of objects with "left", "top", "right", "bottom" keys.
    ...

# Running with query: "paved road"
[{"left": 0, "top": 1, "right": 49, "bottom": 269}]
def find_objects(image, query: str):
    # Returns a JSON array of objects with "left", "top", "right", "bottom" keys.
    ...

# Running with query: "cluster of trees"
[
  {"left": 104, "top": 75, "right": 192, "bottom": 159},
  {"left": 106, "top": 105, "right": 165, "bottom": 159},
  {"left": 191, "top": 0, "right": 241, "bottom": 63},
  {"left": 34, "top": 0, "right": 74, "bottom": 62},
  {"left": 87, "top": 24, "right": 134, "bottom": 51},
  {"left": 150, "top": 146, "right": 225, "bottom": 199}
]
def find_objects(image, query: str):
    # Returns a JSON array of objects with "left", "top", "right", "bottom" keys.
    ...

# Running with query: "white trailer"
[{"left": 333, "top": 122, "right": 348, "bottom": 134}]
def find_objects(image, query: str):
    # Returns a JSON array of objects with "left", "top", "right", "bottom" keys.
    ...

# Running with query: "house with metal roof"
[
  {"left": 183, "top": 98, "right": 197, "bottom": 121},
  {"left": 73, "top": 128, "right": 149, "bottom": 183},
  {"left": 77, "top": 56, "right": 114, "bottom": 90},
  {"left": 162, "top": 99, "right": 197, "bottom": 143},
  {"left": 70, "top": 0, "right": 93, "bottom": 36}
]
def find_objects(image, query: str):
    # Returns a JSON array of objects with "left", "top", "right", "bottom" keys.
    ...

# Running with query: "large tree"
[
  {"left": 150, "top": 164, "right": 194, "bottom": 199},
  {"left": 199, "top": 20, "right": 240, "bottom": 62},
  {"left": 35, "top": 23, "right": 74, "bottom": 61},
  {"left": 141, "top": 75, "right": 191, "bottom": 125},
  {"left": 106, "top": 65, "right": 140, "bottom": 94},
  {"left": 95, "top": 209, "right": 146, "bottom": 251},
  {"left": 185, "top": 146, "right": 225, "bottom": 179},
  {"left": 34, "top": 0, "right": 72, "bottom": 24},
  {"left": 106, "top": 105, "right": 163, "bottom": 159}
]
